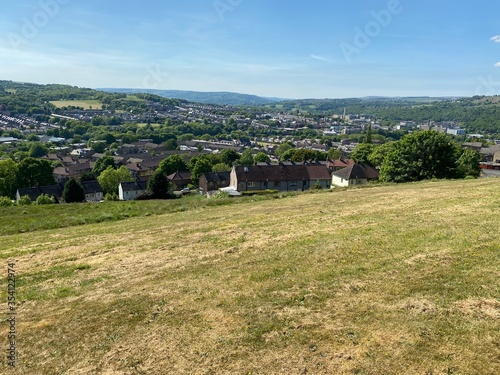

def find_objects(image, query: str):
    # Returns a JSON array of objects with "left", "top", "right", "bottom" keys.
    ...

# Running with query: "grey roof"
[
  {"left": 234, "top": 163, "right": 330, "bottom": 182},
  {"left": 332, "top": 163, "right": 379, "bottom": 180},
  {"left": 201, "top": 171, "right": 230, "bottom": 183},
  {"left": 167, "top": 171, "right": 192, "bottom": 181},
  {"left": 81, "top": 180, "right": 103, "bottom": 194},
  {"left": 120, "top": 181, "right": 147, "bottom": 192},
  {"left": 17, "top": 185, "right": 64, "bottom": 201}
]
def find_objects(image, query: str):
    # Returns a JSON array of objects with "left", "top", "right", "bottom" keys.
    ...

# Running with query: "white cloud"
[
  {"left": 491, "top": 35, "right": 500, "bottom": 43},
  {"left": 310, "top": 54, "right": 330, "bottom": 62},
  {"left": 495, "top": 62, "right": 500, "bottom": 67}
]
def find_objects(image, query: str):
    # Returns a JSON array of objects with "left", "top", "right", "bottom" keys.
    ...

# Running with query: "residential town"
[{"left": 1, "top": 83, "right": 500, "bottom": 205}]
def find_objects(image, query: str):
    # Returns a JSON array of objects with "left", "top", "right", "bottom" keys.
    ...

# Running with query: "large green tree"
[
  {"left": 92, "top": 156, "right": 116, "bottom": 176},
  {"left": 456, "top": 148, "right": 481, "bottom": 178},
  {"left": 254, "top": 152, "right": 271, "bottom": 163},
  {"left": 0, "top": 159, "right": 19, "bottom": 198},
  {"left": 351, "top": 143, "right": 376, "bottom": 165},
  {"left": 158, "top": 154, "right": 188, "bottom": 176},
  {"left": 191, "top": 158, "right": 213, "bottom": 185},
  {"left": 238, "top": 149, "right": 255, "bottom": 166},
  {"left": 98, "top": 166, "right": 133, "bottom": 195},
  {"left": 147, "top": 169, "right": 171, "bottom": 199},
  {"left": 275, "top": 143, "right": 293, "bottom": 158},
  {"left": 220, "top": 149, "right": 240, "bottom": 166},
  {"left": 327, "top": 148, "right": 342, "bottom": 160},
  {"left": 17, "top": 157, "right": 55, "bottom": 188},
  {"left": 28, "top": 143, "right": 48, "bottom": 158},
  {"left": 212, "top": 163, "right": 231, "bottom": 172},
  {"left": 368, "top": 142, "right": 397, "bottom": 167},
  {"left": 379, "top": 131, "right": 460, "bottom": 183},
  {"left": 63, "top": 178, "right": 85, "bottom": 203}
]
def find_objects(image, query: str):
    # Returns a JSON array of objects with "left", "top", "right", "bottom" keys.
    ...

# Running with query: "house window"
[
  {"left": 273, "top": 181, "right": 280, "bottom": 187},
  {"left": 247, "top": 182, "right": 256, "bottom": 188}
]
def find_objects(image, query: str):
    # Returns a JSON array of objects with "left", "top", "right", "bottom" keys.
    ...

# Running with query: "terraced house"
[{"left": 230, "top": 162, "right": 331, "bottom": 192}]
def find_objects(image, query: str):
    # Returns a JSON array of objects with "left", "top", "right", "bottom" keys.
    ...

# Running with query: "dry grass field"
[
  {"left": 1, "top": 179, "right": 499, "bottom": 374},
  {"left": 50, "top": 100, "right": 103, "bottom": 109}
]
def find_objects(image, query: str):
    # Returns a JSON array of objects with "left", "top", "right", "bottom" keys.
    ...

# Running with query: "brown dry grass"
[{"left": 1, "top": 179, "right": 499, "bottom": 374}]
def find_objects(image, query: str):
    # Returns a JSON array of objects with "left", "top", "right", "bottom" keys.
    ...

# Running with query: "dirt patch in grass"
[{"left": 453, "top": 298, "right": 500, "bottom": 319}]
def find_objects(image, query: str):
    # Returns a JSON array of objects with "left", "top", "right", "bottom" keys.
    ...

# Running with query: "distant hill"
[{"left": 98, "top": 88, "right": 284, "bottom": 106}]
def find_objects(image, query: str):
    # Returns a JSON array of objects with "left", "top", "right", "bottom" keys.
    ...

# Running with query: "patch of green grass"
[{"left": 0, "top": 192, "right": 300, "bottom": 237}]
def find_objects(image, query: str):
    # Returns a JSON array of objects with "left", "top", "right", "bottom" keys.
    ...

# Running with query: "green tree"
[
  {"left": 280, "top": 149, "right": 296, "bottom": 161},
  {"left": 368, "top": 142, "right": 397, "bottom": 167},
  {"left": 212, "top": 163, "right": 231, "bottom": 172},
  {"left": 289, "top": 149, "right": 326, "bottom": 162},
  {"left": 456, "top": 148, "right": 481, "bottom": 178},
  {"left": 163, "top": 138, "right": 178, "bottom": 150},
  {"left": 220, "top": 149, "right": 240, "bottom": 166},
  {"left": 327, "top": 148, "right": 342, "bottom": 160},
  {"left": 275, "top": 143, "right": 293, "bottom": 158},
  {"left": 379, "top": 131, "right": 459, "bottom": 183},
  {"left": 239, "top": 149, "right": 254, "bottom": 166},
  {"left": 147, "top": 169, "right": 171, "bottom": 199},
  {"left": 159, "top": 154, "right": 188, "bottom": 176},
  {"left": 191, "top": 158, "right": 213, "bottom": 185},
  {"left": 63, "top": 178, "right": 85, "bottom": 203},
  {"left": 0, "top": 159, "right": 19, "bottom": 198},
  {"left": 79, "top": 171, "right": 96, "bottom": 182},
  {"left": 98, "top": 166, "right": 133, "bottom": 195},
  {"left": 92, "top": 156, "right": 116, "bottom": 176},
  {"left": 26, "top": 134, "right": 40, "bottom": 142},
  {"left": 28, "top": 143, "right": 48, "bottom": 158},
  {"left": 254, "top": 152, "right": 271, "bottom": 163},
  {"left": 351, "top": 143, "right": 376, "bottom": 165},
  {"left": 17, "top": 157, "right": 55, "bottom": 188},
  {"left": 363, "top": 124, "right": 373, "bottom": 144},
  {"left": 91, "top": 141, "right": 107, "bottom": 153}
]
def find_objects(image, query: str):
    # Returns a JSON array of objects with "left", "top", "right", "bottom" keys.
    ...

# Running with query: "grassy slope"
[{"left": 0, "top": 179, "right": 499, "bottom": 374}]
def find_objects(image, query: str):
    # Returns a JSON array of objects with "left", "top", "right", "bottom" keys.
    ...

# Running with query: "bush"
[
  {"left": 18, "top": 195, "right": 32, "bottom": 205},
  {"left": 311, "top": 180, "right": 323, "bottom": 190},
  {"left": 35, "top": 194, "right": 54, "bottom": 205},
  {"left": 213, "top": 191, "right": 230, "bottom": 199},
  {"left": 0, "top": 196, "right": 14, "bottom": 207},
  {"left": 134, "top": 191, "right": 156, "bottom": 200},
  {"left": 241, "top": 190, "right": 280, "bottom": 196},
  {"left": 105, "top": 192, "right": 119, "bottom": 201}
]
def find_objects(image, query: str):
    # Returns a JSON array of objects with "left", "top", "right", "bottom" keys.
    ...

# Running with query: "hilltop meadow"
[{"left": 0, "top": 179, "right": 499, "bottom": 374}]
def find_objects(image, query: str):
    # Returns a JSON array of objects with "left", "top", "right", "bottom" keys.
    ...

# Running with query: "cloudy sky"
[{"left": 1, "top": 0, "right": 499, "bottom": 98}]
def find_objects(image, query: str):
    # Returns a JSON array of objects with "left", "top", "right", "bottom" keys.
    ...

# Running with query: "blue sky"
[{"left": 1, "top": 0, "right": 500, "bottom": 99}]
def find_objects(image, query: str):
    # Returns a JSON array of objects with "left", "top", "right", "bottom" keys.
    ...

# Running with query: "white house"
[
  {"left": 119, "top": 181, "right": 147, "bottom": 201},
  {"left": 331, "top": 163, "right": 379, "bottom": 187}
]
